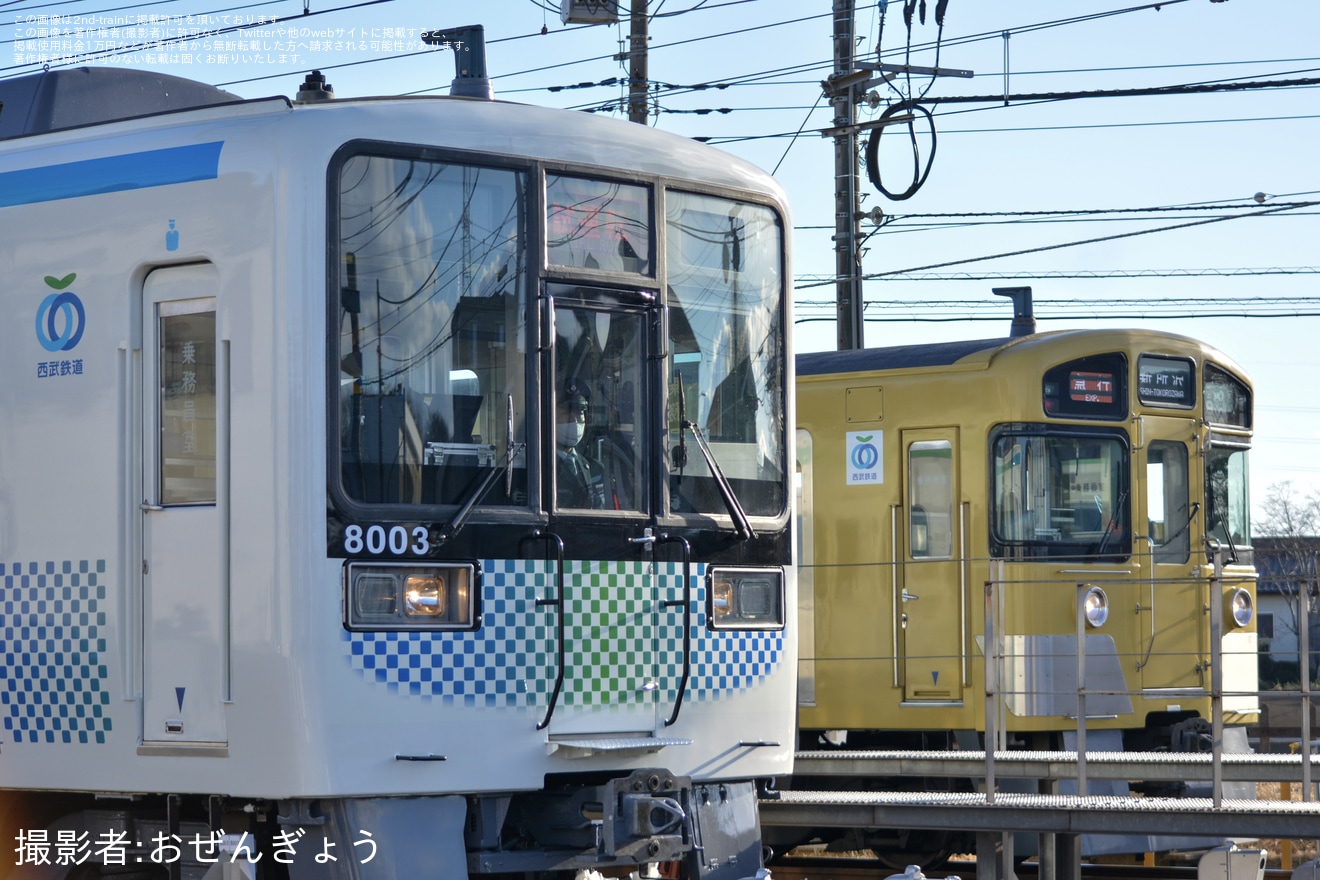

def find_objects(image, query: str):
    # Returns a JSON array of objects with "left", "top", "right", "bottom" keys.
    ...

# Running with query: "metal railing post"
[
  {"left": 1075, "top": 582, "right": 1088, "bottom": 797},
  {"left": 985, "top": 575, "right": 997, "bottom": 804},
  {"left": 1301, "top": 576, "right": 1312, "bottom": 801},
  {"left": 1209, "top": 543, "right": 1225, "bottom": 808}
]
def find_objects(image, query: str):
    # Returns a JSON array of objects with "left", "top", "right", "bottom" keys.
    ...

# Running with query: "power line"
[
  {"left": 796, "top": 295, "right": 1320, "bottom": 310},
  {"left": 697, "top": 107, "right": 1320, "bottom": 144},
  {"left": 881, "top": 199, "right": 1320, "bottom": 221},
  {"left": 795, "top": 267, "right": 1320, "bottom": 284},
  {"left": 795, "top": 304, "right": 1320, "bottom": 325},
  {"left": 917, "top": 77, "right": 1320, "bottom": 108},
  {"left": 801, "top": 201, "right": 1319, "bottom": 289},
  {"left": 793, "top": 294, "right": 1320, "bottom": 324}
]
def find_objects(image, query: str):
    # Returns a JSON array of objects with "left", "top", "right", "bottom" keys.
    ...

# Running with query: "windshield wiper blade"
[
  {"left": 1094, "top": 490, "right": 1128, "bottom": 557},
  {"left": 438, "top": 395, "right": 523, "bottom": 544},
  {"left": 436, "top": 442, "right": 525, "bottom": 544},
  {"left": 1214, "top": 516, "right": 1240, "bottom": 565},
  {"left": 683, "top": 419, "right": 755, "bottom": 541}
]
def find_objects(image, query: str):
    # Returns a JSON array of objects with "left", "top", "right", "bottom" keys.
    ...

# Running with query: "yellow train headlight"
[
  {"left": 707, "top": 567, "right": 784, "bottom": 630},
  {"left": 1081, "top": 585, "right": 1109, "bottom": 628},
  {"left": 345, "top": 562, "right": 475, "bottom": 630},
  {"left": 1226, "top": 587, "right": 1254, "bottom": 629}
]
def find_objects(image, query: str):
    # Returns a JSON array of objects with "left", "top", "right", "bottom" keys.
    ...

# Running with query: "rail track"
[{"left": 766, "top": 857, "right": 1296, "bottom": 880}]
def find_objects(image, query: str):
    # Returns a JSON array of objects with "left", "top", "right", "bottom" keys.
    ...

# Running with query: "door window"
[
  {"left": 908, "top": 440, "right": 952, "bottom": 558},
  {"left": 552, "top": 299, "right": 646, "bottom": 511},
  {"left": 157, "top": 302, "right": 216, "bottom": 506},
  {"left": 1147, "top": 440, "right": 1191, "bottom": 564}
]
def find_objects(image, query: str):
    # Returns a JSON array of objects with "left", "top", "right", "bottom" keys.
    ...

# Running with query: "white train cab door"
[
  {"left": 544, "top": 293, "right": 663, "bottom": 736},
  {"left": 897, "top": 429, "right": 965, "bottom": 705},
  {"left": 138, "top": 264, "right": 229, "bottom": 750}
]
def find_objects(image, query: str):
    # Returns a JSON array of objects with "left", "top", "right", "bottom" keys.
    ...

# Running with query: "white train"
[{"left": 0, "top": 29, "right": 796, "bottom": 879}]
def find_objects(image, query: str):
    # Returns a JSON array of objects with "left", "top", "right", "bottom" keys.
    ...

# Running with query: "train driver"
[{"left": 555, "top": 377, "right": 607, "bottom": 509}]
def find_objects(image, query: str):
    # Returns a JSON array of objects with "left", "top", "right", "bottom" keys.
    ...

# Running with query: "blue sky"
[{"left": 9, "top": 0, "right": 1319, "bottom": 518}]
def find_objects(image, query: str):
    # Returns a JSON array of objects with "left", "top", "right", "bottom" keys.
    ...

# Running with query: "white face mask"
[{"left": 557, "top": 420, "right": 584, "bottom": 449}]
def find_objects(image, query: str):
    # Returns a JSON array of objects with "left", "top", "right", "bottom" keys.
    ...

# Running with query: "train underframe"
[{"left": 5, "top": 769, "right": 766, "bottom": 880}]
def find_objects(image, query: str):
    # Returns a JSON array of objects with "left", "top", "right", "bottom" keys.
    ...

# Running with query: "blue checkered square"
[
  {"left": 0, "top": 560, "right": 112, "bottom": 744},
  {"left": 343, "top": 558, "right": 783, "bottom": 708}
]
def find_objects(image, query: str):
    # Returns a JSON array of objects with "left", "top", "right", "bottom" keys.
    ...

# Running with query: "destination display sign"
[
  {"left": 1042, "top": 352, "right": 1128, "bottom": 420},
  {"left": 1137, "top": 354, "right": 1194, "bottom": 408},
  {"left": 1068, "top": 371, "right": 1115, "bottom": 405}
]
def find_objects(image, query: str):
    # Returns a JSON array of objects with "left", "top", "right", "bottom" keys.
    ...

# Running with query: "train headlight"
[
  {"left": 404, "top": 575, "right": 445, "bottom": 617},
  {"left": 1226, "top": 587, "right": 1254, "bottom": 629},
  {"left": 345, "top": 562, "right": 476, "bottom": 630},
  {"left": 708, "top": 567, "right": 785, "bottom": 631},
  {"left": 1081, "top": 585, "right": 1109, "bottom": 628}
]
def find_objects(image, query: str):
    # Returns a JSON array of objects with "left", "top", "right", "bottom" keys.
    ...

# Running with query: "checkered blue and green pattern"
[
  {"left": 0, "top": 560, "right": 112, "bottom": 744},
  {"left": 345, "top": 559, "right": 784, "bottom": 707}
]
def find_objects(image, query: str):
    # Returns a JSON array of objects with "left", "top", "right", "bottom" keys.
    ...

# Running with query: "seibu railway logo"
[
  {"left": 846, "top": 430, "right": 883, "bottom": 485},
  {"left": 36, "top": 273, "right": 85, "bottom": 351},
  {"left": 34, "top": 273, "right": 86, "bottom": 379}
]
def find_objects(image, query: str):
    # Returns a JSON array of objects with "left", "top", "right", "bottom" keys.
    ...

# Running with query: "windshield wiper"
[
  {"left": 437, "top": 395, "right": 524, "bottom": 544},
  {"left": 671, "top": 383, "right": 753, "bottom": 540},
  {"left": 1161, "top": 500, "right": 1200, "bottom": 548},
  {"left": 1211, "top": 515, "right": 1240, "bottom": 565},
  {"left": 1094, "top": 490, "right": 1128, "bottom": 557},
  {"left": 682, "top": 419, "right": 755, "bottom": 541}
]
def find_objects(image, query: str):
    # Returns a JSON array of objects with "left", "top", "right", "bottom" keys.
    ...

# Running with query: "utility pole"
[
  {"left": 628, "top": 0, "right": 649, "bottom": 124},
  {"left": 822, "top": 3, "right": 971, "bottom": 351},
  {"left": 827, "top": 0, "right": 865, "bottom": 350}
]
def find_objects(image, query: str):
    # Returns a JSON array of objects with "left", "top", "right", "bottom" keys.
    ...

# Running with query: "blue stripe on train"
[{"left": 0, "top": 141, "right": 223, "bottom": 208}]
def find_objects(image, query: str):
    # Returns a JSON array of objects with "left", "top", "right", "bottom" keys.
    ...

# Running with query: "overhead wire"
[
  {"left": 861, "top": 0, "right": 945, "bottom": 199},
  {"left": 794, "top": 200, "right": 1320, "bottom": 291},
  {"left": 869, "top": 200, "right": 1320, "bottom": 280},
  {"left": 9, "top": 0, "right": 1319, "bottom": 367}
]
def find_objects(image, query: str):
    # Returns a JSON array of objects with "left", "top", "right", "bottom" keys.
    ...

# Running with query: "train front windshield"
[
  {"left": 1203, "top": 362, "right": 1253, "bottom": 560},
  {"left": 991, "top": 429, "right": 1131, "bottom": 561},
  {"left": 330, "top": 147, "right": 786, "bottom": 520},
  {"left": 666, "top": 192, "right": 786, "bottom": 516}
]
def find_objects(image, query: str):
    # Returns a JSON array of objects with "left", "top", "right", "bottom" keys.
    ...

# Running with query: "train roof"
[
  {"left": 797, "top": 327, "right": 1252, "bottom": 383},
  {"left": 797, "top": 337, "right": 1011, "bottom": 376},
  {"left": 0, "top": 67, "right": 243, "bottom": 140},
  {"left": 0, "top": 67, "right": 789, "bottom": 209}
]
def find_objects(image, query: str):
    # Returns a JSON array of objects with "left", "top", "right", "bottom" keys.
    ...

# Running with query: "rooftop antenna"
[
  {"left": 992, "top": 286, "right": 1036, "bottom": 337},
  {"left": 294, "top": 70, "right": 334, "bottom": 103},
  {"left": 422, "top": 25, "right": 494, "bottom": 100}
]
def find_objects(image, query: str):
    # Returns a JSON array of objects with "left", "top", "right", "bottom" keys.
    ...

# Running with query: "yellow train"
[{"left": 787, "top": 299, "right": 1258, "bottom": 863}]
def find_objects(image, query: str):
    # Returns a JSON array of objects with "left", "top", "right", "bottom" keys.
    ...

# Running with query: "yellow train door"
[
  {"left": 1136, "top": 421, "right": 1205, "bottom": 694},
  {"left": 897, "top": 428, "right": 965, "bottom": 704}
]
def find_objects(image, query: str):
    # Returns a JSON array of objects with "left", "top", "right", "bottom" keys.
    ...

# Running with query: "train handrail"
[
  {"left": 960, "top": 501, "right": 969, "bottom": 687},
  {"left": 1133, "top": 532, "right": 1157, "bottom": 672},
  {"left": 1207, "top": 539, "right": 1226, "bottom": 807},
  {"left": 658, "top": 533, "right": 693, "bottom": 727},
  {"left": 1075, "top": 581, "right": 1090, "bottom": 796},
  {"left": 891, "top": 504, "right": 900, "bottom": 688},
  {"left": 523, "top": 530, "right": 567, "bottom": 731}
]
